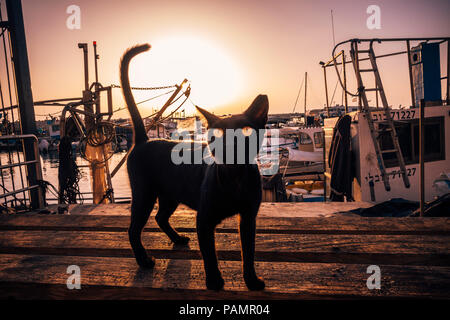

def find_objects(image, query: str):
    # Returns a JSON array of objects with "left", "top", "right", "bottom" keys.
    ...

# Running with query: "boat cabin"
[{"left": 274, "top": 126, "right": 324, "bottom": 153}]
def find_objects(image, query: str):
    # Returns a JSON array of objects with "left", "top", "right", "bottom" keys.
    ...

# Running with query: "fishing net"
[{"left": 58, "top": 118, "right": 82, "bottom": 204}]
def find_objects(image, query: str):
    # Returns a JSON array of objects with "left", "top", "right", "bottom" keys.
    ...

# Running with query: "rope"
[
  {"left": 261, "top": 142, "right": 296, "bottom": 149},
  {"left": 78, "top": 121, "right": 116, "bottom": 164},
  {"left": 98, "top": 188, "right": 114, "bottom": 204},
  {"left": 281, "top": 147, "right": 291, "bottom": 179},
  {"left": 37, "top": 179, "right": 59, "bottom": 205},
  {"left": 330, "top": 74, "right": 341, "bottom": 105},
  {"left": 154, "top": 93, "right": 189, "bottom": 124},
  {"left": 112, "top": 89, "right": 176, "bottom": 115},
  {"left": 85, "top": 121, "right": 115, "bottom": 147},
  {"left": 136, "top": 89, "right": 176, "bottom": 105},
  {"left": 331, "top": 44, "right": 359, "bottom": 97},
  {"left": 292, "top": 76, "right": 305, "bottom": 113},
  {"left": 143, "top": 86, "right": 191, "bottom": 129},
  {"left": 35, "top": 111, "right": 62, "bottom": 117}
]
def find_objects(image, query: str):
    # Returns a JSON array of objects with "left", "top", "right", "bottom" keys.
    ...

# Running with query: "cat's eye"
[
  {"left": 242, "top": 126, "right": 254, "bottom": 136},
  {"left": 213, "top": 128, "right": 224, "bottom": 138}
]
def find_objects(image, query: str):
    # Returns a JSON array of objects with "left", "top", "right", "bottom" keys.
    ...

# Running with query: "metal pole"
[
  {"left": 375, "top": 81, "right": 379, "bottom": 108},
  {"left": 342, "top": 51, "right": 348, "bottom": 113},
  {"left": 353, "top": 41, "right": 362, "bottom": 108},
  {"left": 78, "top": 43, "right": 89, "bottom": 91},
  {"left": 447, "top": 39, "right": 450, "bottom": 105},
  {"left": 304, "top": 72, "right": 307, "bottom": 123},
  {"left": 323, "top": 130, "right": 327, "bottom": 203},
  {"left": 406, "top": 40, "right": 416, "bottom": 107},
  {"left": 5, "top": 0, "right": 42, "bottom": 209},
  {"left": 326, "top": 50, "right": 408, "bottom": 68},
  {"left": 93, "top": 41, "right": 99, "bottom": 85},
  {"left": 78, "top": 43, "right": 94, "bottom": 128},
  {"left": 93, "top": 41, "right": 100, "bottom": 115},
  {"left": 323, "top": 67, "right": 330, "bottom": 117},
  {"left": 419, "top": 99, "right": 425, "bottom": 216}
]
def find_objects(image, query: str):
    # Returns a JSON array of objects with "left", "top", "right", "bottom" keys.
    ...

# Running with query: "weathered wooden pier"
[{"left": 0, "top": 203, "right": 449, "bottom": 299}]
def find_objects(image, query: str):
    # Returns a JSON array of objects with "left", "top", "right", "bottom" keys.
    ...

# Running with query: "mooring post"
[{"left": 5, "top": 0, "right": 43, "bottom": 209}]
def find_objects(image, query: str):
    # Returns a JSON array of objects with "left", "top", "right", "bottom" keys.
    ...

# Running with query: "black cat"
[{"left": 121, "top": 44, "right": 268, "bottom": 291}]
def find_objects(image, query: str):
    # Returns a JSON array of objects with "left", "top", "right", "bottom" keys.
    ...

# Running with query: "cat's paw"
[
  {"left": 136, "top": 256, "right": 156, "bottom": 269},
  {"left": 244, "top": 275, "right": 265, "bottom": 291},
  {"left": 173, "top": 235, "right": 190, "bottom": 246},
  {"left": 206, "top": 274, "right": 225, "bottom": 291}
]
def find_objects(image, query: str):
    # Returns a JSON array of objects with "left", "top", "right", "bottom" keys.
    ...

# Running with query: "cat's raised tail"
[{"left": 120, "top": 44, "right": 151, "bottom": 145}]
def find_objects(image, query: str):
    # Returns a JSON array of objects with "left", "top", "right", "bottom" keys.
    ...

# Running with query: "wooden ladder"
[{"left": 350, "top": 40, "right": 410, "bottom": 191}]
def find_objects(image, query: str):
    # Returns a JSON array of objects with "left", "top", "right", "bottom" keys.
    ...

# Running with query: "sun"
[{"left": 129, "top": 35, "right": 244, "bottom": 116}]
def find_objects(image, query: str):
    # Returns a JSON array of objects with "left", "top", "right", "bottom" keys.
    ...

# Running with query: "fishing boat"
[
  {"left": 321, "top": 37, "right": 450, "bottom": 204},
  {"left": 260, "top": 126, "right": 324, "bottom": 177}
]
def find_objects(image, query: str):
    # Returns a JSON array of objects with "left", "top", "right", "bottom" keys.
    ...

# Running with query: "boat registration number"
[
  {"left": 364, "top": 167, "right": 416, "bottom": 183},
  {"left": 372, "top": 110, "right": 416, "bottom": 122}
]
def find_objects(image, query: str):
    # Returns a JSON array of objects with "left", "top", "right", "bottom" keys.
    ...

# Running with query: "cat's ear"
[
  {"left": 244, "top": 94, "right": 269, "bottom": 126},
  {"left": 196, "top": 106, "right": 221, "bottom": 127}
]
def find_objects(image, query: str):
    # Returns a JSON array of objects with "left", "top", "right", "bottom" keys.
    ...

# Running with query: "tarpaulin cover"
[{"left": 328, "top": 115, "right": 354, "bottom": 201}]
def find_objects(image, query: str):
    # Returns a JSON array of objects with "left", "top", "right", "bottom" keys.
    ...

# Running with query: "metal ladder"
[{"left": 350, "top": 40, "right": 410, "bottom": 191}]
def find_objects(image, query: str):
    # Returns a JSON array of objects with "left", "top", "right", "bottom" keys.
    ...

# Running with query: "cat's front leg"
[
  {"left": 239, "top": 213, "right": 265, "bottom": 291},
  {"left": 196, "top": 212, "right": 224, "bottom": 290}
]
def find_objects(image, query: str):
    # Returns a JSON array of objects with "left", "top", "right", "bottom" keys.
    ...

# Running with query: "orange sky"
[{"left": 20, "top": 0, "right": 450, "bottom": 119}]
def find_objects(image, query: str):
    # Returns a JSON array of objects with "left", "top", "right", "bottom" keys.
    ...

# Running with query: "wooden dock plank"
[
  {"left": 1, "top": 214, "right": 449, "bottom": 235},
  {"left": 0, "top": 230, "right": 449, "bottom": 266},
  {"left": 0, "top": 254, "right": 449, "bottom": 299},
  {"left": 1, "top": 212, "right": 449, "bottom": 299},
  {"left": 63, "top": 202, "right": 375, "bottom": 218}
]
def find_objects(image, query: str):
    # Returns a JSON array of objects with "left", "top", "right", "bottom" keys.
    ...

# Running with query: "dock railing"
[{"left": 0, "top": 134, "right": 44, "bottom": 211}]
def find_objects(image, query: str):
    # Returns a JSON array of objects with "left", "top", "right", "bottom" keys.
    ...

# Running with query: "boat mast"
[
  {"left": 304, "top": 72, "right": 307, "bottom": 124},
  {"left": 331, "top": 10, "right": 336, "bottom": 48}
]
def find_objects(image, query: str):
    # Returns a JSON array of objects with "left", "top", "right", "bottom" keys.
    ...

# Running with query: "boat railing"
[{"left": 319, "top": 37, "right": 450, "bottom": 116}]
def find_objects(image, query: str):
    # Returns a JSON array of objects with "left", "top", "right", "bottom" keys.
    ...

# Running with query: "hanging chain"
[{"left": 110, "top": 84, "right": 177, "bottom": 91}]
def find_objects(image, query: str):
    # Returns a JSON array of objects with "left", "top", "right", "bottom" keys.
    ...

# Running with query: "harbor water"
[{"left": 0, "top": 150, "right": 132, "bottom": 204}]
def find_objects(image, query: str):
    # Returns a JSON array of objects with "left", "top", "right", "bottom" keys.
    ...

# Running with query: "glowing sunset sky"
[{"left": 21, "top": 0, "right": 449, "bottom": 119}]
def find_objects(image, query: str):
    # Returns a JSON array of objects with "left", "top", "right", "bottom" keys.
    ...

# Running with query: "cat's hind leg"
[
  {"left": 155, "top": 197, "right": 189, "bottom": 245},
  {"left": 129, "top": 190, "right": 156, "bottom": 268}
]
